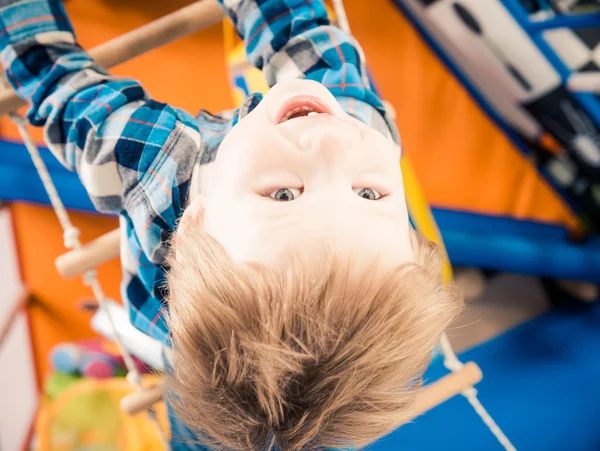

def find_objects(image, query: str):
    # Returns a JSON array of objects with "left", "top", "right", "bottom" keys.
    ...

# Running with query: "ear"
[{"left": 180, "top": 194, "right": 207, "bottom": 231}]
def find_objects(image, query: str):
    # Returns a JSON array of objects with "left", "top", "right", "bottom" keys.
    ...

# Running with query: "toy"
[{"left": 50, "top": 338, "right": 148, "bottom": 379}]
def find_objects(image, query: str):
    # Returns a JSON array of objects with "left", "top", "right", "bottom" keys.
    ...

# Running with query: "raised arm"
[{"left": 0, "top": 0, "right": 200, "bottom": 218}]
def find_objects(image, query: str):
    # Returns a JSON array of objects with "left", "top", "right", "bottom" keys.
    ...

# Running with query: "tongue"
[
  {"left": 289, "top": 111, "right": 322, "bottom": 121},
  {"left": 289, "top": 111, "right": 311, "bottom": 119}
]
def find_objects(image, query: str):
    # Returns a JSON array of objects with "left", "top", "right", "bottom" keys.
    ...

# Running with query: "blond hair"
[{"left": 165, "top": 226, "right": 463, "bottom": 451}]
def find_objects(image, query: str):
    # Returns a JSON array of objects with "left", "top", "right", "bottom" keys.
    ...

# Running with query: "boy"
[{"left": 0, "top": 0, "right": 463, "bottom": 449}]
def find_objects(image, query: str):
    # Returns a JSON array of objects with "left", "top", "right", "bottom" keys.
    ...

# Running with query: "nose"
[{"left": 299, "top": 119, "right": 361, "bottom": 162}]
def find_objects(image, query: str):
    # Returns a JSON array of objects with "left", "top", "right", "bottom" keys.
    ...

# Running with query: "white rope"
[
  {"left": 438, "top": 334, "right": 516, "bottom": 450},
  {"left": 332, "top": 0, "right": 351, "bottom": 34},
  {"left": 329, "top": 1, "right": 516, "bottom": 449},
  {"left": 9, "top": 112, "right": 170, "bottom": 450}
]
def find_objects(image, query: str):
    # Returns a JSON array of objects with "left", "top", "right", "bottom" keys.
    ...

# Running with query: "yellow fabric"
[{"left": 402, "top": 157, "right": 453, "bottom": 283}]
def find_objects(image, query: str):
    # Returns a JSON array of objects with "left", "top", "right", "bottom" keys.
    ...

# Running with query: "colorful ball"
[
  {"left": 81, "top": 357, "right": 117, "bottom": 379},
  {"left": 50, "top": 344, "right": 84, "bottom": 375}
]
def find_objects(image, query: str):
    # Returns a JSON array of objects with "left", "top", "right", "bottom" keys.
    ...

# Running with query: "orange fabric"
[
  {"left": 12, "top": 204, "right": 120, "bottom": 388},
  {"left": 2, "top": 0, "right": 582, "bottom": 388}
]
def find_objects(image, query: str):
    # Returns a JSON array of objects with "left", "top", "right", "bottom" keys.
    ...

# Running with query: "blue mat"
[{"left": 371, "top": 304, "right": 600, "bottom": 450}]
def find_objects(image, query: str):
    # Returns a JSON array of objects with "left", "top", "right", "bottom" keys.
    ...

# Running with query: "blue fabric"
[{"left": 167, "top": 402, "right": 212, "bottom": 451}]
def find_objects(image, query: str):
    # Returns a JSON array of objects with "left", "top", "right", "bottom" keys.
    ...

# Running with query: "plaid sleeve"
[
  {"left": 218, "top": 0, "right": 400, "bottom": 146},
  {"left": 0, "top": 0, "right": 202, "bottom": 342}
]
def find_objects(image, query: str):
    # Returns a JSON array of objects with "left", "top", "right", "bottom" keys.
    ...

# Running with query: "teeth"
[{"left": 280, "top": 106, "right": 323, "bottom": 123}]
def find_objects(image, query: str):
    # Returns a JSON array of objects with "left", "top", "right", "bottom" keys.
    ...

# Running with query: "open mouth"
[{"left": 275, "top": 95, "right": 334, "bottom": 124}]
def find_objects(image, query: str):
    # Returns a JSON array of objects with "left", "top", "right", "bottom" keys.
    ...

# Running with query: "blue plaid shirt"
[{"left": 0, "top": 0, "right": 400, "bottom": 344}]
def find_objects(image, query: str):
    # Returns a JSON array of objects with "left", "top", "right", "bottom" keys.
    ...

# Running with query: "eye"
[
  {"left": 269, "top": 188, "right": 301, "bottom": 201},
  {"left": 354, "top": 188, "right": 382, "bottom": 200}
]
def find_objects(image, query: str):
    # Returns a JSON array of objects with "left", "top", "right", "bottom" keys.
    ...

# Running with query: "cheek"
[
  {"left": 207, "top": 152, "right": 252, "bottom": 201},
  {"left": 203, "top": 206, "right": 263, "bottom": 262},
  {"left": 204, "top": 195, "right": 261, "bottom": 237},
  {"left": 211, "top": 139, "right": 271, "bottom": 192}
]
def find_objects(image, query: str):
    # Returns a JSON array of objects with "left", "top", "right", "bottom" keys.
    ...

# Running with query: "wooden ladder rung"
[{"left": 55, "top": 228, "right": 121, "bottom": 279}]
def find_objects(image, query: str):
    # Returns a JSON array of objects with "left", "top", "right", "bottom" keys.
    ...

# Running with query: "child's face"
[{"left": 183, "top": 79, "right": 413, "bottom": 268}]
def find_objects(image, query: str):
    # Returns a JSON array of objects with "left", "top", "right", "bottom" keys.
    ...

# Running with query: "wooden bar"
[
  {"left": 0, "top": 0, "right": 225, "bottom": 115},
  {"left": 407, "top": 362, "right": 483, "bottom": 422},
  {"left": 55, "top": 228, "right": 121, "bottom": 279},
  {"left": 121, "top": 382, "right": 165, "bottom": 416},
  {"left": 454, "top": 267, "right": 486, "bottom": 299}
]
